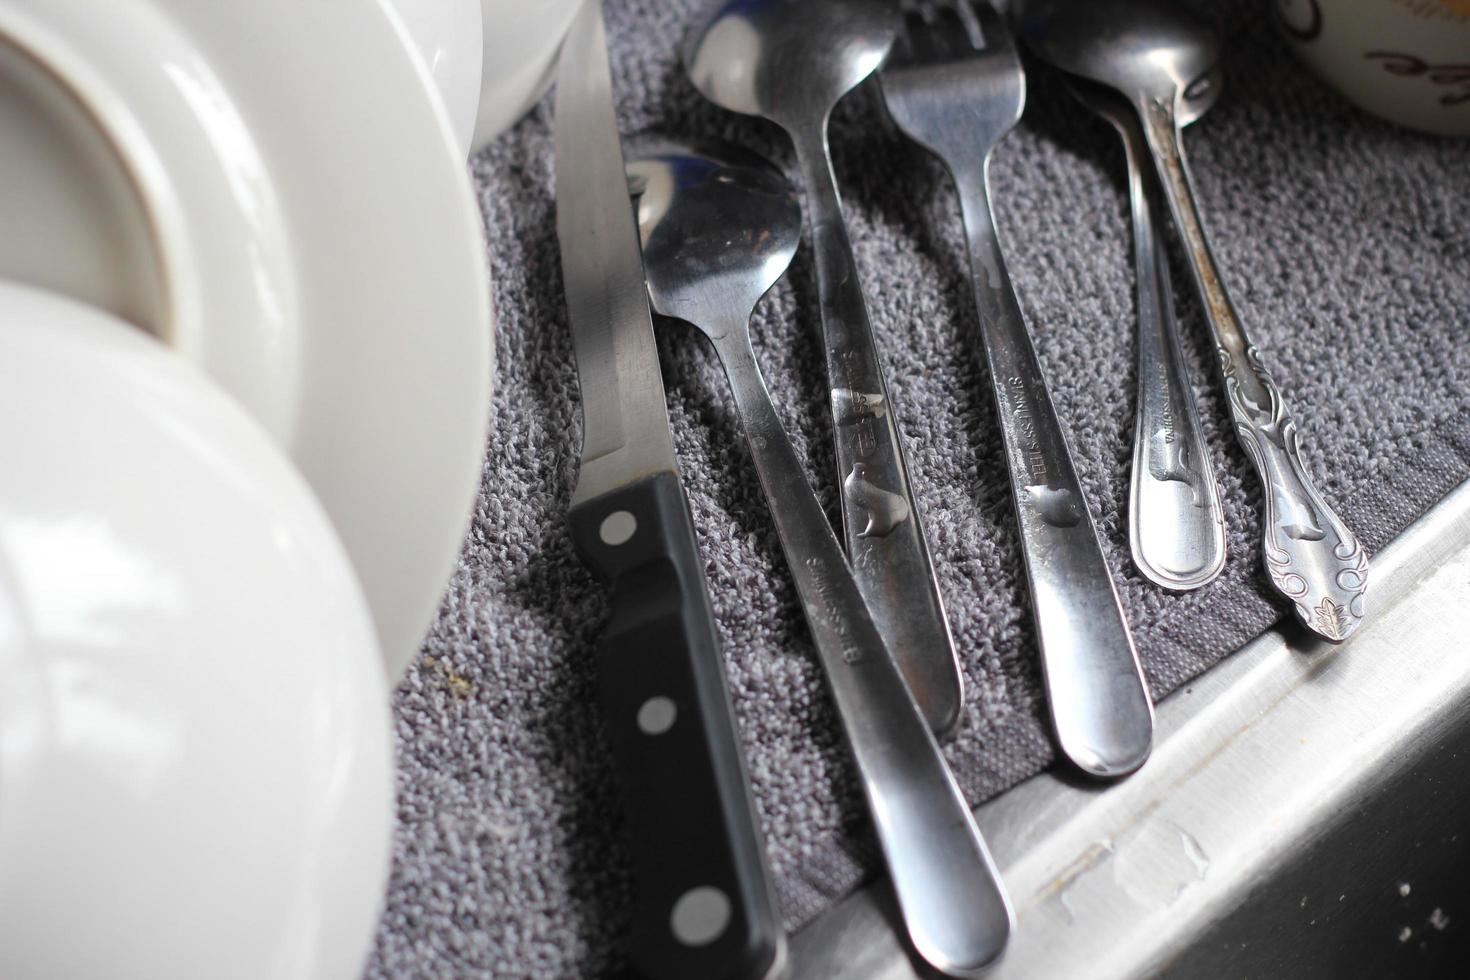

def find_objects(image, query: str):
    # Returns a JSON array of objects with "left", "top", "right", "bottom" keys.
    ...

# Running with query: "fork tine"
[
  {"left": 894, "top": 2, "right": 941, "bottom": 67},
  {"left": 961, "top": 0, "right": 1018, "bottom": 58},
  {"left": 891, "top": 0, "right": 1021, "bottom": 69},
  {"left": 889, "top": 13, "right": 915, "bottom": 66},
  {"left": 925, "top": 3, "right": 982, "bottom": 60}
]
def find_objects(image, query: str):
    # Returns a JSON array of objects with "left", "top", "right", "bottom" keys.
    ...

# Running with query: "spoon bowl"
[
  {"left": 683, "top": 0, "right": 898, "bottom": 126},
  {"left": 1014, "top": 0, "right": 1219, "bottom": 107},
  {"left": 1176, "top": 64, "right": 1222, "bottom": 128},
  {"left": 628, "top": 141, "right": 801, "bottom": 330},
  {"left": 1065, "top": 63, "right": 1222, "bottom": 133}
]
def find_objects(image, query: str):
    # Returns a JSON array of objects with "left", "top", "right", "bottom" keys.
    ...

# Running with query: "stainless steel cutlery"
[
  {"left": 880, "top": 0, "right": 1153, "bottom": 778},
  {"left": 684, "top": 0, "right": 965, "bottom": 737},
  {"left": 553, "top": 5, "right": 781, "bottom": 977},
  {"left": 629, "top": 140, "right": 1012, "bottom": 978},
  {"left": 548, "top": 0, "right": 1372, "bottom": 973},
  {"left": 1016, "top": 0, "right": 1369, "bottom": 641}
]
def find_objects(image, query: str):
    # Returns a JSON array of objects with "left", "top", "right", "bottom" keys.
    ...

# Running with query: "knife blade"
[{"left": 553, "top": 4, "right": 784, "bottom": 979}]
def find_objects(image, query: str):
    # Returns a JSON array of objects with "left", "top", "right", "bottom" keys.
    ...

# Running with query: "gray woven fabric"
[{"left": 367, "top": 1, "right": 1470, "bottom": 975}]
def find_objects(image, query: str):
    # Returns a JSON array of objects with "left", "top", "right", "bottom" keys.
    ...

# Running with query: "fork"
[{"left": 880, "top": 0, "right": 1154, "bottom": 778}]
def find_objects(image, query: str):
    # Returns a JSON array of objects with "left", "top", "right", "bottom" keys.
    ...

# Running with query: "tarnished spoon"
[{"left": 1015, "top": 0, "right": 1368, "bottom": 641}]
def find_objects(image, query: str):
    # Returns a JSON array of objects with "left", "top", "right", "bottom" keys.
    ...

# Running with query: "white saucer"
[{"left": 0, "top": 0, "right": 493, "bottom": 676}]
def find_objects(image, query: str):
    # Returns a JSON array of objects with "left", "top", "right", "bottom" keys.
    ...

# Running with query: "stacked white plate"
[{"left": 0, "top": 0, "right": 579, "bottom": 975}]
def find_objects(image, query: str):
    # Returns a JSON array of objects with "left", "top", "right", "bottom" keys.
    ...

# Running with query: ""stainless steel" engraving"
[
  {"left": 833, "top": 387, "right": 889, "bottom": 425},
  {"left": 1002, "top": 375, "right": 1050, "bottom": 487},
  {"left": 803, "top": 556, "right": 864, "bottom": 664},
  {"left": 1147, "top": 364, "right": 1200, "bottom": 502}
]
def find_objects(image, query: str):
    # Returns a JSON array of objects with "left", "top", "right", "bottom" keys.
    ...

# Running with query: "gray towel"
[{"left": 368, "top": 0, "right": 1470, "bottom": 975}]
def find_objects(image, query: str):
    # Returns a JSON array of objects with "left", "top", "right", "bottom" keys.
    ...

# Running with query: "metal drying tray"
[{"left": 792, "top": 478, "right": 1470, "bottom": 978}]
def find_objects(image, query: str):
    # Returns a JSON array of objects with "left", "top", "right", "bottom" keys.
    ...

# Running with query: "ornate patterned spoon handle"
[{"left": 1139, "top": 98, "right": 1368, "bottom": 642}]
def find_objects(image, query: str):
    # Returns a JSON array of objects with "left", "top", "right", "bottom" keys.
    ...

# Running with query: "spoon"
[
  {"left": 684, "top": 0, "right": 966, "bottom": 735},
  {"left": 1015, "top": 0, "right": 1368, "bottom": 641},
  {"left": 1065, "top": 71, "right": 1228, "bottom": 591},
  {"left": 627, "top": 141, "right": 1012, "bottom": 978}
]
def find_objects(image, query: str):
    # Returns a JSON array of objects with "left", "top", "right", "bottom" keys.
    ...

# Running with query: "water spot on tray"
[{"left": 1112, "top": 821, "right": 1210, "bottom": 908}]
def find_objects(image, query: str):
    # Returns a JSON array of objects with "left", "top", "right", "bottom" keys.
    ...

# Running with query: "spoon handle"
[
  {"left": 709, "top": 327, "right": 1012, "bottom": 977},
  {"left": 789, "top": 126, "right": 963, "bottom": 738},
  {"left": 951, "top": 169, "right": 1153, "bottom": 778},
  {"left": 1137, "top": 100, "right": 1368, "bottom": 642},
  {"left": 1117, "top": 108, "right": 1227, "bottom": 591}
]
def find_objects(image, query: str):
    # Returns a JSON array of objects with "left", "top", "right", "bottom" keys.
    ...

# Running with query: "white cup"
[
  {"left": 384, "top": 0, "right": 485, "bottom": 154},
  {"left": 388, "top": 0, "right": 585, "bottom": 152},
  {"left": 473, "top": 0, "right": 585, "bottom": 148},
  {"left": 1274, "top": 0, "right": 1470, "bottom": 137}
]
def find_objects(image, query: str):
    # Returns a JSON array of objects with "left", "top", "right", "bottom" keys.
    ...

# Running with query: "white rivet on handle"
[
  {"left": 599, "top": 510, "right": 637, "bottom": 546},
  {"left": 637, "top": 696, "right": 677, "bottom": 735},
  {"left": 670, "top": 886, "right": 731, "bottom": 947}
]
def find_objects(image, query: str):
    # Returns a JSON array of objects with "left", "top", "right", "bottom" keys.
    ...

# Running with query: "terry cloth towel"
[{"left": 368, "top": 0, "right": 1470, "bottom": 975}]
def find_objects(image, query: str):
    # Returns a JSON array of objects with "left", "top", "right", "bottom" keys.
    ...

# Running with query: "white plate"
[
  {"left": 0, "top": 280, "right": 392, "bottom": 980},
  {"left": 0, "top": 0, "right": 493, "bottom": 676}
]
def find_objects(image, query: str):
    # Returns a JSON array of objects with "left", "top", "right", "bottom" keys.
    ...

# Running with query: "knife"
[{"left": 553, "top": 4, "right": 785, "bottom": 979}]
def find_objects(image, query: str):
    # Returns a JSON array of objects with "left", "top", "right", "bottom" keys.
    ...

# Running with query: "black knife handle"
[{"left": 570, "top": 470, "right": 785, "bottom": 980}]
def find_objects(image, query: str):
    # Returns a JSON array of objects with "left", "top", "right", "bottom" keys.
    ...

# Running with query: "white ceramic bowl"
[
  {"left": 0, "top": 0, "right": 493, "bottom": 677},
  {"left": 0, "top": 281, "right": 393, "bottom": 980},
  {"left": 473, "top": 0, "right": 585, "bottom": 147},
  {"left": 1275, "top": 0, "right": 1470, "bottom": 137}
]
